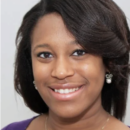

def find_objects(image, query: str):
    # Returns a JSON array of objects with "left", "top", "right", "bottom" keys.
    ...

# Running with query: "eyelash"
[{"left": 37, "top": 49, "right": 86, "bottom": 59}]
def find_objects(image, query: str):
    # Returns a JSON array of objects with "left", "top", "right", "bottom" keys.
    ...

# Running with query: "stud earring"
[
  {"left": 33, "top": 81, "right": 37, "bottom": 90},
  {"left": 106, "top": 73, "right": 113, "bottom": 84}
]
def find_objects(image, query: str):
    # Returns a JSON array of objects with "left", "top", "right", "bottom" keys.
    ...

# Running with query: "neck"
[{"left": 46, "top": 99, "right": 109, "bottom": 130}]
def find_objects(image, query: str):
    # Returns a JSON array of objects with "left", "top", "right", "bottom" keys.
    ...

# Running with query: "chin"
[{"left": 50, "top": 105, "right": 87, "bottom": 120}]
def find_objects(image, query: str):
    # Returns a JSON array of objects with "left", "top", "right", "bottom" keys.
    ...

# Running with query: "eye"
[
  {"left": 37, "top": 52, "right": 53, "bottom": 59},
  {"left": 72, "top": 49, "right": 86, "bottom": 56}
]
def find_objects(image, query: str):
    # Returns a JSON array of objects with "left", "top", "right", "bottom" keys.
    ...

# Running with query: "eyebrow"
[{"left": 33, "top": 40, "right": 79, "bottom": 51}]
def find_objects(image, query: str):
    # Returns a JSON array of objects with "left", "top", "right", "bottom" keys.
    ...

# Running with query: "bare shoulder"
[
  {"left": 107, "top": 116, "right": 130, "bottom": 130},
  {"left": 27, "top": 113, "right": 48, "bottom": 130}
]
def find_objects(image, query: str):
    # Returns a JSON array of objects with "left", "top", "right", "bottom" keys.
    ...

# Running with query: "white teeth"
[
  {"left": 60, "top": 89, "right": 64, "bottom": 94},
  {"left": 54, "top": 87, "right": 79, "bottom": 94},
  {"left": 70, "top": 89, "right": 73, "bottom": 92},
  {"left": 76, "top": 88, "right": 78, "bottom": 90},
  {"left": 64, "top": 89, "right": 69, "bottom": 93},
  {"left": 73, "top": 88, "right": 76, "bottom": 91},
  {"left": 55, "top": 89, "right": 58, "bottom": 92}
]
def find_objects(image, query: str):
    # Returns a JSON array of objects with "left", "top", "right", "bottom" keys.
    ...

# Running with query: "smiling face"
[{"left": 31, "top": 12, "right": 107, "bottom": 118}]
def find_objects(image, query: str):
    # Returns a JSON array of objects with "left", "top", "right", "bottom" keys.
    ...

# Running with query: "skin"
[{"left": 29, "top": 13, "right": 129, "bottom": 130}]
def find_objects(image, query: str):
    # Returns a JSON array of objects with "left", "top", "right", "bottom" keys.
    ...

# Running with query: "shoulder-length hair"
[{"left": 14, "top": 0, "right": 130, "bottom": 121}]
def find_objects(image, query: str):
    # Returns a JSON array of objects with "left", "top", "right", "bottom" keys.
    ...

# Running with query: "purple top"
[
  {"left": 2, "top": 116, "right": 130, "bottom": 130},
  {"left": 1, "top": 116, "right": 37, "bottom": 130}
]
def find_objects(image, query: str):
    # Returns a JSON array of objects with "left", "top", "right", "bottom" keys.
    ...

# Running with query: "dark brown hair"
[{"left": 15, "top": 0, "right": 130, "bottom": 121}]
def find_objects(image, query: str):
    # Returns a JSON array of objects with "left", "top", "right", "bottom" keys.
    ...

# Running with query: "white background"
[{"left": 1, "top": 0, "right": 130, "bottom": 128}]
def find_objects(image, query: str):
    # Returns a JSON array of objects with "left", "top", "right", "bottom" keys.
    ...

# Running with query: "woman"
[{"left": 2, "top": 0, "right": 130, "bottom": 130}]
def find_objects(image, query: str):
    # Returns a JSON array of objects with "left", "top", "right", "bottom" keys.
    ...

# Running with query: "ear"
[
  {"left": 105, "top": 61, "right": 113, "bottom": 73},
  {"left": 105, "top": 68, "right": 110, "bottom": 73}
]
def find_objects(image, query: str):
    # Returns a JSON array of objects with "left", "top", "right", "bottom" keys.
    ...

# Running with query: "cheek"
[
  {"left": 32, "top": 60, "right": 52, "bottom": 103},
  {"left": 32, "top": 60, "right": 51, "bottom": 85},
  {"left": 77, "top": 59, "right": 106, "bottom": 93}
]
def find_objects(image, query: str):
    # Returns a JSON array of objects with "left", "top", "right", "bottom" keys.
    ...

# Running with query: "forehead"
[{"left": 31, "top": 12, "right": 76, "bottom": 46}]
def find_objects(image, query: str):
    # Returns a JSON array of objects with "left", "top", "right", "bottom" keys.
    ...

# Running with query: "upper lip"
[{"left": 49, "top": 83, "right": 84, "bottom": 90}]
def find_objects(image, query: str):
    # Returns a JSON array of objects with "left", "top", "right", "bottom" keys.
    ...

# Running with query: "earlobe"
[{"left": 105, "top": 67, "right": 110, "bottom": 73}]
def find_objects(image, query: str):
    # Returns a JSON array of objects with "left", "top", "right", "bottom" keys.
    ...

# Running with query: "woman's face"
[{"left": 31, "top": 13, "right": 107, "bottom": 118}]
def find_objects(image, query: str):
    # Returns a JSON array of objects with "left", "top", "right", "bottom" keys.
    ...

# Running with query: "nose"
[{"left": 51, "top": 58, "right": 75, "bottom": 79}]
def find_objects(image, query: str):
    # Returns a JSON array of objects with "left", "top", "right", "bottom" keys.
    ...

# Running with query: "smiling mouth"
[{"left": 50, "top": 86, "right": 82, "bottom": 94}]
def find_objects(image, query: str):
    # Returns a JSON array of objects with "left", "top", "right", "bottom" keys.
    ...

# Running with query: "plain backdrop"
[{"left": 1, "top": 0, "right": 130, "bottom": 128}]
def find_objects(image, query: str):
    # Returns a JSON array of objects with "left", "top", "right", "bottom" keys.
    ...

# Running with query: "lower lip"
[{"left": 48, "top": 85, "right": 85, "bottom": 101}]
